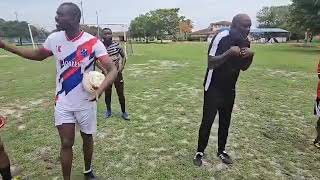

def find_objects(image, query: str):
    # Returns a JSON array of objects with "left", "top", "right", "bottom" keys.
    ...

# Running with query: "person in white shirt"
[{"left": 0, "top": 2, "right": 117, "bottom": 180}]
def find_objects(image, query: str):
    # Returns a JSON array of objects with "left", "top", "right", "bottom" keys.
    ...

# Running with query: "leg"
[
  {"left": 217, "top": 96, "right": 235, "bottom": 153},
  {"left": 114, "top": 73, "right": 126, "bottom": 113},
  {"left": 197, "top": 90, "right": 218, "bottom": 153},
  {"left": 104, "top": 84, "right": 113, "bottom": 112},
  {"left": 75, "top": 105, "right": 97, "bottom": 176},
  {"left": 80, "top": 132, "right": 93, "bottom": 171},
  {"left": 0, "top": 138, "right": 12, "bottom": 180},
  {"left": 316, "top": 117, "right": 320, "bottom": 142},
  {"left": 57, "top": 124, "right": 75, "bottom": 180}
]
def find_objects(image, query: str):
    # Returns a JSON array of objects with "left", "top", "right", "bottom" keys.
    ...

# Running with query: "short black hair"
[
  {"left": 102, "top": 28, "right": 112, "bottom": 33},
  {"left": 60, "top": 2, "right": 81, "bottom": 23}
]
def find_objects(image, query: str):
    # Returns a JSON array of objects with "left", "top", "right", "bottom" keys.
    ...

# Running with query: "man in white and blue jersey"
[{"left": 0, "top": 3, "right": 117, "bottom": 179}]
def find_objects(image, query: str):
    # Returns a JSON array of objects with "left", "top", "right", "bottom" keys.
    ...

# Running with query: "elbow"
[
  {"left": 241, "top": 67, "right": 248, "bottom": 71},
  {"left": 31, "top": 57, "right": 45, "bottom": 61},
  {"left": 25, "top": 55, "right": 46, "bottom": 61}
]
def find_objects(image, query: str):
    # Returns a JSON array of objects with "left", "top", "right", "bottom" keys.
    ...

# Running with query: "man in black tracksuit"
[{"left": 194, "top": 14, "right": 254, "bottom": 166}]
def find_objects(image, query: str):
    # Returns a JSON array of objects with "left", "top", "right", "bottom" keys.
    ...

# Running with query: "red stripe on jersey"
[
  {"left": 75, "top": 38, "right": 98, "bottom": 63},
  {"left": 62, "top": 38, "right": 98, "bottom": 80},
  {"left": 63, "top": 67, "right": 79, "bottom": 80}
]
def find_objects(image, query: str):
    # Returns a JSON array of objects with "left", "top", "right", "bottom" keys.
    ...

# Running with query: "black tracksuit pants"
[{"left": 197, "top": 87, "right": 235, "bottom": 153}]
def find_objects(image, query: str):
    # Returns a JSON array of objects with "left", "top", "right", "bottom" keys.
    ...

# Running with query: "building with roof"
[
  {"left": 249, "top": 28, "right": 290, "bottom": 43},
  {"left": 192, "top": 20, "right": 290, "bottom": 43},
  {"left": 191, "top": 21, "right": 231, "bottom": 41}
]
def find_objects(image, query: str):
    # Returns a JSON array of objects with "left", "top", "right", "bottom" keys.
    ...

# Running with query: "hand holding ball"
[
  {"left": 83, "top": 71, "right": 105, "bottom": 95},
  {"left": 0, "top": 115, "right": 6, "bottom": 128}
]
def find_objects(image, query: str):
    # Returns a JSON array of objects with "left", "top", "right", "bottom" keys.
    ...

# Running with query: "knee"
[
  {"left": 61, "top": 138, "right": 74, "bottom": 149},
  {"left": 81, "top": 133, "right": 93, "bottom": 143},
  {"left": 118, "top": 94, "right": 125, "bottom": 101},
  {"left": 199, "top": 124, "right": 211, "bottom": 135}
]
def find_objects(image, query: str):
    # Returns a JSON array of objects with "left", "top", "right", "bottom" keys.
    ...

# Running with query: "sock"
[{"left": 83, "top": 168, "right": 92, "bottom": 174}]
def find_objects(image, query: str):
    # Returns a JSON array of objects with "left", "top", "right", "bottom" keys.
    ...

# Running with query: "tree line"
[
  {"left": 0, "top": 18, "right": 49, "bottom": 42},
  {"left": 257, "top": 0, "right": 320, "bottom": 40},
  {"left": 129, "top": 8, "right": 193, "bottom": 43}
]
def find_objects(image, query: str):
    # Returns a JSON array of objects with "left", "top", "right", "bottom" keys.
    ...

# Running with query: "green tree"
[
  {"left": 0, "top": 20, "right": 46, "bottom": 39},
  {"left": 290, "top": 0, "right": 320, "bottom": 33},
  {"left": 129, "top": 14, "right": 156, "bottom": 43},
  {"left": 256, "top": 5, "right": 305, "bottom": 40},
  {"left": 257, "top": 6, "right": 290, "bottom": 28},
  {"left": 129, "top": 8, "right": 190, "bottom": 43},
  {"left": 80, "top": 25, "right": 102, "bottom": 37},
  {"left": 179, "top": 19, "right": 193, "bottom": 40}
]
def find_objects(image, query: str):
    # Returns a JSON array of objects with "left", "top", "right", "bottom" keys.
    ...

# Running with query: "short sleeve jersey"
[{"left": 43, "top": 31, "right": 108, "bottom": 111}]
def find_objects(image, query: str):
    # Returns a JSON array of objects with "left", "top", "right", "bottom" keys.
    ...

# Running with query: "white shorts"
[{"left": 54, "top": 105, "right": 97, "bottom": 134}]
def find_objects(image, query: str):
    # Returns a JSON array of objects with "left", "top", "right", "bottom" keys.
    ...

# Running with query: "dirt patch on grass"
[
  {"left": 127, "top": 60, "right": 189, "bottom": 78},
  {"left": 0, "top": 98, "right": 49, "bottom": 118}
]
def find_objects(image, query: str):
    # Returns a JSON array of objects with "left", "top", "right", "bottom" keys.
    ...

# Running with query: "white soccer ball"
[{"left": 82, "top": 71, "right": 105, "bottom": 94}]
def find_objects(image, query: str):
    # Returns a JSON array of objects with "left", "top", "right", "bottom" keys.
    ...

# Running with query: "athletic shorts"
[{"left": 54, "top": 105, "right": 97, "bottom": 135}]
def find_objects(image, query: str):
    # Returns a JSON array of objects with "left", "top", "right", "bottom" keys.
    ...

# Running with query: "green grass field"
[{"left": 0, "top": 42, "right": 320, "bottom": 179}]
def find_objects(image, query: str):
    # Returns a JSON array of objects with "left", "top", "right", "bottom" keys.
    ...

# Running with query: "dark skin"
[
  {"left": 208, "top": 14, "right": 254, "bottom": 71},
  {"left": 0, "top": 4, "right": 117, "bottom": 180},
  {"left": 102, "top": 29, "right": 126, "bottom": 72},
  {"left": 102, "top": 29, "right": 113, "bottom": 46},
  {"left": 0, "top": 117, "right": 10, "bottom": 172},
  {"left": 0, "top": 138, "right": 10, "bottom": 170}
]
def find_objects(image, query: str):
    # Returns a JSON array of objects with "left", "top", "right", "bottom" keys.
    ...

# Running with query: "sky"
[{"left": 0, "top": 0, "right": 292, "bottom": 31}]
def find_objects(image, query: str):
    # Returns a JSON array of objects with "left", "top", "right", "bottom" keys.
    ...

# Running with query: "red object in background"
[{"left": 0, "top": 115, "right": 6, "bottom": 128}]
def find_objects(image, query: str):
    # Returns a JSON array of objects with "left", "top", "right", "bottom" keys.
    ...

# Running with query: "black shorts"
[{"left": 314, "top": 98, "right": 320, "bottom": 116}]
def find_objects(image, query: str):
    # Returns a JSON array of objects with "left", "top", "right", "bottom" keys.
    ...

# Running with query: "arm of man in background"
[
  {"left": 208, "top": 46, "right": 241, "bottom": 70},
  {"left": 118, "top": 45, "right": 126, "bottom": 72},
  {"left": 90, "top": 55, "right": 118, "bottom": 101},
  {"left": 0, "top": 39, "right": 52, "bottom": 61}
]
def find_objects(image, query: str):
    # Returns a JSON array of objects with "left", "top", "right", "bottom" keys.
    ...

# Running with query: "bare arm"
[
  {"left": 119, "top": 46, "right": 126, "bottom": 71},
  {"left": 208, "top": 46, "right": 240, "bottom": 70},
  {"left": 94, "top": 55, "right": 118, "bottom": 98},
  {"left": 0, "top": 40, "right": 52, "bottom": 61},
  {"left": 240, "top": 48, "right": 254, "bottom": 71}
]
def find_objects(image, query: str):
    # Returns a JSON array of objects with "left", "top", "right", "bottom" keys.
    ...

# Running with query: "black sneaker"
[
  {"left": 193, "top": 152, "right": 204, "bottom": 167},
  {"left": 84, "top": 169, "right": 97, "bottom": 180},
  {"left": 217, "top": 151, "right": 233, "bottom": 164}
]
